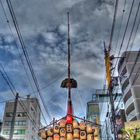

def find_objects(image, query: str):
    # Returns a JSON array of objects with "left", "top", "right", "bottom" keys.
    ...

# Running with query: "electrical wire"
[
  {"left": 114, "top": 0, "right": 127, "bottom": 54},
  {"left": 0, "top": 63, "right": 45, "bottom": 128},
  {"left": 114, "top": 49, "right": 140, "bottom": 118},
  {"left": 6, "top": 0, "right": 51, "bottom": 121},
  {"left": 125, "top": 2, "right": 140, "bottom": 55},
  {"left": 112, "top": 0, "right": 136, "bottom": 76},
  {"left": 108, "top": 0, "right": 119, "bottom": 51},
  {"left": 0, "top": 0, "right": 35, "bottom": 96},
  {"left": 110, "top": 1, "right": 140, "bottom": 114},
  {"left": 0, "top": 66, "right": 40, "bottom": 130},
  {"left": 114, "top": 2, "right": 140, "bottom": 111}
]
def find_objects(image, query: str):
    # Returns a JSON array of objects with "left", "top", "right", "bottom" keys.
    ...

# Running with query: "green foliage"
[{"left": 120, "top": 128, "right": 140, "bottom": 140}]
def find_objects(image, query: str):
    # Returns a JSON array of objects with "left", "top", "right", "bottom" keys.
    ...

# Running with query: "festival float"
[{"left": 38, "top": 13, "right": 101, "bottom": 140}]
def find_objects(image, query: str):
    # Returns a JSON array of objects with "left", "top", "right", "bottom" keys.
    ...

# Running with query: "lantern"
[
  {"left": 38, "top": 130, "right": 47, "bottom": 139},
  {"left": 60, "top": 137, "right": 66, "bottom": 140},
  {"left": 54, "top": 124, "right": 60, "bottom": 134},
  {"left": 59, "top": 119, "right": 66, "bottom": 128},
  {"left": 60, "top": 128, "right": 66, "bottom": 137},
  {"left": 66, "top": 124, "right": 73, "bottom": 133},
  {"left": 47, "top": 137, "right": 53, "bottom": 140},
  {"left": 54, "top": 134, "right": 60, "bottom": 140},
  {"left": 73, "top": 129, "right": 80, "bottom": 138},
  {"left": 86, "top": 125, "right": 93, "bottom": 134},
  {"left": 79, "top": 122, "right": 86, "bottom": 130},
  {"left": 87, "top": 134, "right": 93, "bottom": 140},
  {"left": 80, "top": 131, "right": 86, "bottom": 139},
  {"left": 73, "top": 120, "right": 79, "bottom": 129},
  {"left": 47, "top": 128, "right": 53, "bottom": 136},
  {"left": 67, "top": 133, "right": 73, "bottom": 140}
]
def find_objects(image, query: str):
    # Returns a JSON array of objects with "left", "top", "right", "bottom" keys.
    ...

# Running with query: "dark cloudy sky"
[{"left": 0, "top": 0, "right": 140, "bottom": 124}]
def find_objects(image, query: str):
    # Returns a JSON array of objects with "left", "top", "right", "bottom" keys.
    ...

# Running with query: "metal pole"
[{"left": 9, "top": 93, "right": 19, "bottom": 140}]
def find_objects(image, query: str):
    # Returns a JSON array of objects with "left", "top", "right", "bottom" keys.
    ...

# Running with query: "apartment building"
[
  {"left": 118, "top": 51, "right": 140, "bottom": 121},
  {"left": 1, "top": 97, "right": 41, "bottom": 140}
]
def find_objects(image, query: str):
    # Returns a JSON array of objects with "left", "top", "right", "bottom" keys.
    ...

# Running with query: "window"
[
  {"left": 13, "top": 129, "right": 26, "bottom": 135},
  {"left": 126, "top": 103, "right": 135, "bottom": 116},
  {"left": 6, "top": 112, "right": 13, "bottom": 117},
  {"left": 120, "top": 67, "right": 127, "bottom": 83},
  {"left": 122, "top": 78, "right": 129, "bottom": 92},
  {"left": 3, "top": 130, "right": 10, "bottom": 135},
  {"left": 5, "top": 121, "right": 26, "bottom": 127},
  {"left": 5, "top": 121, "right": 11, "bottom": 126},
  {"left": 3, "top": 129, "right": 26, "bottom": 135},
  {"left": 121, "top": 67, "right": 127, "bottom": 76},
  {"left": 123, "top": 90, "right": 132, "bottom": 104},
  {"left": 6, "top": 112, "right": 27, "bottom": 117},
  {"left": 16, "top": 112, "right": 27, "bottom": 117}
]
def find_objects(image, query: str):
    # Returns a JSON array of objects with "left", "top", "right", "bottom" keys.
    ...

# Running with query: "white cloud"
[{"left": 0, "top": 0, "right": 139, "bottom": 123}]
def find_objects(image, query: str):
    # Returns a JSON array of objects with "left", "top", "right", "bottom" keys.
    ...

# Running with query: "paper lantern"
[
  {"left": 79, "top": 122, "right": 86, "bottom": 130},
  {"left": 54, "top": 124, "right": 60, "bottom": 133},
  {"left": 73, "top": 120, "right": 79, "bottom": 129},
  {"left": 66, "top": 124, "right": 73, "bottom": 133},
  {"left": 60, "top": 137, "right": 66, "bottom": 140},
  {"left": 80, "top": 131, "right": 86, "bottom": 139},
  {"left": 38, "top": 130, "right": 47, "bottom": 139},
  {"left": 47, "top": 128, "right": 53, "bottom": 136},
  {"left": 54, "top": 134, "right": 60, "bottom": 140},
  {"left": 73, "top": 129, "right": 80, "bottom": 138},
  {"left": 67, "top": 133, "right": 73, "bottom": 140},
  {"left": 59, "top": 119, "right": 66, "bottom": 128},
  {"left": 86, "top": 125, "right": 93, "bottom": 134},
  {"left": 87, "top": 134, "right": 93, "bottom": 140},
  {"left": 47, "top": 137, "right": 53, "bottom": 140},
  {"left": 60, "top": 128, "right": 66, "bottom": 137}
]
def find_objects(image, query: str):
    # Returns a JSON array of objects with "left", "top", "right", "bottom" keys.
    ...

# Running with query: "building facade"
[
  {"left": 1, "top": 97, "right": 41, "bottom": 140},
  {"left": 118, "top": 51, "right": 140, "bottom": 121},
  {"left": 86, "top": 95, "right": 101, "bottom": 140}
]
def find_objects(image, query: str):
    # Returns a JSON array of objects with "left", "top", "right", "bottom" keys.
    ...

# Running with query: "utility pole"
[
  {"left": 9, "top": 93, "right": 19, "bottom": 140},
  {"left": 104, "top": 42, "right": 117, "bottom": 140}
]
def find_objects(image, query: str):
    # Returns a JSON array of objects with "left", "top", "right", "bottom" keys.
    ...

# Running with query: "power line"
[
  {"left": 115, "top": 49, "right": 140, "bottom": 117},
  {"left": 114, "top": 2, "right": 140, "bottom": 111},
  {"left": 108, "top": 0, "right": 119, "bottom": 51},
  {"left": 6, "top": 0, "right": 51, "bottom": 121},
  {"left": 0, "top": 0, "right": 35, "bottom": 94},
  {"left": 114, "top": 0, "right": 127, "bottom": 54},
  {"left": 0, "top": 0, "right": 58, "bottom": 124},
  {"left": 125, "top": 6, "right": 140, "bottom": 61},
  {"left": 0, "top": 66, "right": 40, "bottom": 130},
  {"left": 0, "top": 62, "right": 48, "bottom": 126},
  {"left": 112, "top": 0, "right": 136, "bottom": 76},
  {"left": 125, "top": 2, "right": 140, "bottom": 54}
]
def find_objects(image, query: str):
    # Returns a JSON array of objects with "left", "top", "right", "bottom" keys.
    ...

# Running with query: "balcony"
[
  {"left": 127, "top": 110, "right": 136, "bottom": 121},
  {"left": 124, "top": 96, "right": 133, "bottom": 110},
  {"left": 123, "top": 84, "right": 131, "bottom": 97}
]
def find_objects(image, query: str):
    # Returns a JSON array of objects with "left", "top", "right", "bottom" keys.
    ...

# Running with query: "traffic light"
[{"left": 104, "top": 49, "right": 114, "bottom": 88}]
